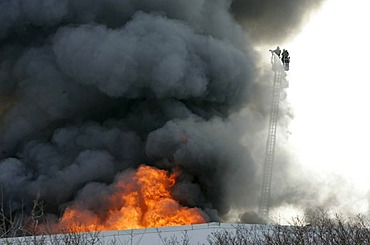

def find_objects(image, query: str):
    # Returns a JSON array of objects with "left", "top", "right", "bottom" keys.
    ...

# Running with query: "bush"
[{"left": 208, "top": 210, "right": 370, "bottom": 245}]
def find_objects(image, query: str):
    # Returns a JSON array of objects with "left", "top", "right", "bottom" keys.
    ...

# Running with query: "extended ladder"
[{"left": 258, "top": 54, "right": 285, "bottom": 217}]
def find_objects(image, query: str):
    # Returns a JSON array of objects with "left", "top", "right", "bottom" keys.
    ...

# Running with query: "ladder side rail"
[{"left": 258, "top": 68, "right": 282, "bottom": 216}]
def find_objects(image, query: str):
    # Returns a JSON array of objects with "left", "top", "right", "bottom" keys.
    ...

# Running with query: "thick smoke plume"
[
  {"left": 231, "top": 0, "right": 325, "bottom": 44},
  {"left": 0, "top": 0, "right": 324, "bottom": 223}
]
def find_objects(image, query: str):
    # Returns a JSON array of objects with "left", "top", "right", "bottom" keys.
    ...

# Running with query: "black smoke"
[
  {"left": 0, "top": 0, "right": 324, "bottom": 222},
  {"left": 231, "top": 0, "right": 325, "bottom": 44}
]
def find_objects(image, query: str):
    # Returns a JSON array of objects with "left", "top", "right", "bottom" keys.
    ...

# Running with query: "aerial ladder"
[{"left": 258, "top": 52, "right": 288, "bottom": 218}]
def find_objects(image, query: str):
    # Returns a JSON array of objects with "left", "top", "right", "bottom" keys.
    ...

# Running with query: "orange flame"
[{"left": 56, "top": 165, "right": 206, "bottom": 232}]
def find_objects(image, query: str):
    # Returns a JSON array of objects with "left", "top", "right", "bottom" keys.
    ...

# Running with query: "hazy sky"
[{"left": 274, "top": 0, "right": 370, "bottom": 217}]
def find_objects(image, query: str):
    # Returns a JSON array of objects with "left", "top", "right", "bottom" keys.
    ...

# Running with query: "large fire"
[{"left": 55, "top": 165, "right": 206, "bottom": 233}]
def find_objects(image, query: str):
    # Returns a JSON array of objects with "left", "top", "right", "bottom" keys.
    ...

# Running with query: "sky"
[{"left": 272, "top": 0, "right": 370, "bottom": 217}]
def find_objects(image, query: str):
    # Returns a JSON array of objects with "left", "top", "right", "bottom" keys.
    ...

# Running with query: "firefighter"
[
  {"left": 281, "top": 49, "right": 289, "bottom": 63},
  {"left": 281, "top": 49, "right": 290, "bottom": 71},
  {"left": 269, "top": 46, "right": 281, "bottom": 57}
]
